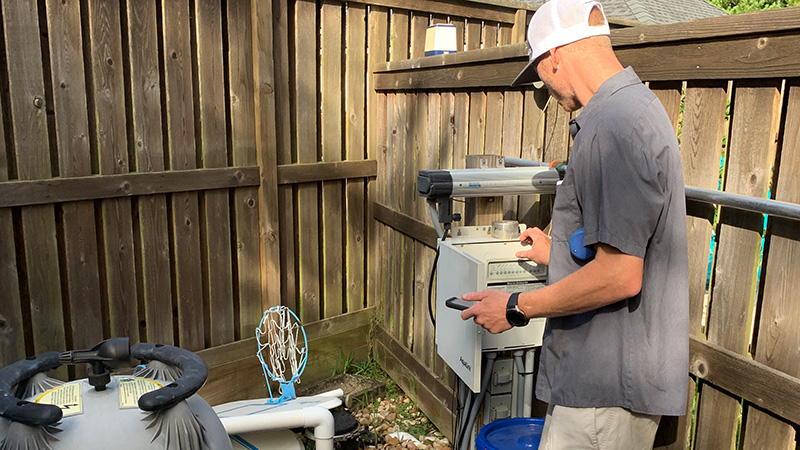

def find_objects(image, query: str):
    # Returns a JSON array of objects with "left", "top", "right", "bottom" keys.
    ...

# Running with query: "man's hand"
[
  {"left": 460, "top": 290, "right": 512, "bottom": 334},
  {"left": 516, "top": 227, "right": 550, "bottom": 265}
]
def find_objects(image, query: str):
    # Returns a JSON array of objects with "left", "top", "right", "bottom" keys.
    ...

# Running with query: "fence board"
[
  {"left": 0, "top": 100, "right": 24, "bottom": 367},
  {"left": 742, "top": 79, "right": 800, "bottom": 449},
  {"left": 2, "top": 0, "right": 66, "bottom": 374},
  {"left": 383, "top": 93, "right": 396, "bottom": 332},
  {"left": 273, "top": 0, "right": 296, "bottom": 313},
  {"left": 195, "top": 0, "right": 234, "bottom": 346},
  {"left": 162, "top": 0, "right": 204, "bottom": 351},
  {"left": 252, "top": 0, "right": 282, "bottom": 315},
  {"left": 44, "top": 0, "right": 104, "bottom": 366},
  {"left": 696, "top": 80, "right": 782, "bottom": 450},
  {"left": 295, "top": 0, "right": 320, "bottom": 323},
  {"left": 501, "top": 91, "right": 523, "bottom": 219},
  {"left": 518, "top": 89, "right": 548, "bottom": 228},
  {"left": 483, "top": 21, "right": 498, "bottom": 48},
  {"left": 85, "top": 0, "right": 139, "bottom": 343},
  {"left": 321, "top": 0, "right": 344, "bottom": 319},
  {"left": 346, "top": 3, "right": 367, "bottom": 313},
  {"left": 228, "top": 0, "right": 262, "bottom": 337},
  {"left": 126, "top": 0, "right": 173, "bottom": 345},
  {"left": 665, "top": 80, "right": 728, "bottom": 450},
  {"left": 367, "top": 6, "right": 388, "bottom": 311}
]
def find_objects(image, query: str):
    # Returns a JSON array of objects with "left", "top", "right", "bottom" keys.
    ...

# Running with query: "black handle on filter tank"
[
  {"left": 0, "top": 352, "right": 64, "bottom": 426},
  {"left": 130, "top": 342, "right": 208, "bottom": 412}
]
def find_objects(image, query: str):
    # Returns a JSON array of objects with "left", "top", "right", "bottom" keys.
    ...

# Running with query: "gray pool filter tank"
[{"left": 0, "top": 338, "right": 232, "bottom": 450}]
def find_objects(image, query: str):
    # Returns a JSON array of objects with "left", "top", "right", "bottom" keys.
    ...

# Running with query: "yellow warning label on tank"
[
  {"left": 118, "top": 377, "right": 163, "bottom": 409},
  {"left": 34, "top": 382, "right": 83, "bottom": 417}
]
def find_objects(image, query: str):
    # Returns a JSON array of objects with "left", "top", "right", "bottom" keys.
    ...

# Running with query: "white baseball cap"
[{"left": 511, "top": 0, "right": 610, "bottom": 87}]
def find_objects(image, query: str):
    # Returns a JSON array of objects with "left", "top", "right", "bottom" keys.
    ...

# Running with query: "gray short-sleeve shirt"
[{"left": 535, "top": 67, "right": 689, "bottom": 416}]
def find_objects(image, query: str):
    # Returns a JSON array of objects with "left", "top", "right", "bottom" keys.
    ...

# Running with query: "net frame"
[{"left": 255, "top": 306, "right": 308, "bottom": 404}]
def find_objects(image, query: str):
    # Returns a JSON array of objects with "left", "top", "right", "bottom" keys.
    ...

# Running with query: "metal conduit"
[
  {"left": 505, "top": 158, "right": 800, "bottom": 222},
  {"left": 685, "top": 186, "right": 800, "bottom": 222}
]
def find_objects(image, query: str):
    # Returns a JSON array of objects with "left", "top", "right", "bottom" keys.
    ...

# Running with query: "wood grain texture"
[
  {"left": 697, "top": 80, "right": 782, "bottom": 450},
  {"left": 85, "top": 0, "right": 139, "bottom": 343},
  {"left": 0, "top": 167, "right": 260, "bottom": 207},
  {"left": 2, "top": 0, "right": 66, "bottom": 373},
  {"left": 162, "top": 0, "right": 204, "bottom": 351},
  {"left": 367, "top": 6, "right": 388, "bottom": 311},
  {"left": 320, "top": 0, "right": 344, "bottom": 319},
  {"left": 273, "top": 0, "right": 297, "bottom": 313},
  {"left": 345, "top": 3, "right": 367, "bottom": 314},
  {"left": 43, "top": 0, "right": 103, "bottom": 365},
  {"left": 126, "top": 0, "right": 172, "bottom": 345},
  {"left": 252, "top": 0, "right": 282, "bottom": 313},
  {"left": 228, "top": 0, "right": 262, "bottom": 338},
  {"left": 195, "top": 0, "right": 234, "bottom": 346},
  {"left": 680, "top": 81, "right": 728, "bottom": 339},
  {"left": 294, "top": 0, "right": 320, "bottom": 324},
  {"left": 742, "top": 79, "right": 800, "bottom": 449}
]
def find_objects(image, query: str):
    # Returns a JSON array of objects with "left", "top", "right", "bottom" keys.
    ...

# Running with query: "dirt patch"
[{"left": 296, "top": 373, "right": 387, "bottom": 407}]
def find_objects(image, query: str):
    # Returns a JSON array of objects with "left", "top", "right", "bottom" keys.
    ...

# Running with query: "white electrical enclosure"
[{"left": 436, "top": 225, "right": 547, "bottom": 393}]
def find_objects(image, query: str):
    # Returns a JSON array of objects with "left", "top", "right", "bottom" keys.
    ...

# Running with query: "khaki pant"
[{"left": 540, "top": 405, "right": 660, "bottom": 450}]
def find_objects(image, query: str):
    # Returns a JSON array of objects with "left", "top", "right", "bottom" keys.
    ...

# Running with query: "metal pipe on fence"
[{"left": 506, "top": 157, "right": 800, "bottom": 222}]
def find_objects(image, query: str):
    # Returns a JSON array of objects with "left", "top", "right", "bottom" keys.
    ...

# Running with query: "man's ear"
[{"left": 549, "top": 46, "right": 561, "bottom": 71}]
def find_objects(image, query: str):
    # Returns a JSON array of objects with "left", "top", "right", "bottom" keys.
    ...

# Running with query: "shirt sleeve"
[{"left": 574, "top": 117, "right": 666, "bottom": 259}]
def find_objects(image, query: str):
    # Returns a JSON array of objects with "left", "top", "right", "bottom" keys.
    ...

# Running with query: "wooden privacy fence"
[
  {"left": 373, "top": 6, "right": 800, "bottom": 449},
  {"left": 0, "top": 0, "right": 385, "bottom": 388}
]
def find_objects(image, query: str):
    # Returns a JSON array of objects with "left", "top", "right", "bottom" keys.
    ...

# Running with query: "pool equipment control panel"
[{"left": 436, "top": 225, "right": 547, "bottom": 392}]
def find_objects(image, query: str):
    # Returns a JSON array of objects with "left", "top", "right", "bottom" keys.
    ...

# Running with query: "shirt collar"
[{"left": 570, "top": 66, "right": 642, "bottom": 138}]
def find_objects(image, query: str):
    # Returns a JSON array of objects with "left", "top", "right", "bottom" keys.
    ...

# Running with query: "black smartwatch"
[{"left": 505, "top": 292, "right": 529, "bottom": 327}]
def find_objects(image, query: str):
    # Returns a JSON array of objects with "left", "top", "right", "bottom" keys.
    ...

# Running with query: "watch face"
[{"left": 506, "top": 309, "right": 529, "bottom": 327}]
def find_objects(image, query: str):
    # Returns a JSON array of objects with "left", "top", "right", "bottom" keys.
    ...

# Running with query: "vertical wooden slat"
[
  {"left": 410, "top": 11, "right": 428, "bottom": 360},
  {"left": 543, "top": 101, "right": 569, "bottom": 163},
  {"left": 498, "top": 22, "right": 512, "bottom": 45},
  {"left": 452, "top": 91, "right": 469, "bottom": 221},
  {"left": 465, "top": 20, "right": 481, "bottom": 51},
  {"left": 482, "top": 21, "right": 498, "bottom": 48},
  {"left": 501, "top": 90, "right": 523, "bottom": 220},
  {"left": 511, "top": 10, "right": 527, "bottom": 44},
  {"left": 320, "top": 0, "right": 344, "bottom": 319},
  {"left": 195, "top": 0, "right": 234, "bottom": 346},
  {"left": 677, "top": 80, "right": 728, "bottom": 450},
  {"left": 0, "top": 81, "right": 24, "bottom": 367},
  {"left": 742, "top": 79, "right": 800, "bottom": 450},
  {"left": 294, "top": 0, "right": 320, "bottom": 323},
  {"left": 385, "top": 9, "right": 409, "bottom": 339},
  {"left": 126, "top": 0, "right": 172, "bottom": 345},
  {"left": 274, "top": 0, "right": 296, "bottom": 313},
  {"left": 454, "top": 18, "right": 464, "bottom": 53},
  {"left": 518, "top": 89, "right": 548, "bottom": 228},
  {"left": 86, "top": 0, "right": 139, "bottom": 343},
  {"left": 696, "top": 80, "right": 782, "bottom": 450},
  {"left": 44, "top": 0, "right": 104, "bottom": 365},
  {"left": 161, "top": 0, "right": 203, "bottom": 351},
  {"left": 252, "top": 0, "right": 281, "bottom": 314},
  {"left": 423, "top": 90, "right": 441, "bottom": 370},
  {"left": 345, "top": 3, "right": 367, "bottom": 313},
  {"left": 383, "top": 92, "right": 396, "bottom": 332},
  {"left": 393, "top": 91, "right": 409, "bottom": 343},
  {"left": 2, "top": 0, "right": 66, "bottom": 371},
  {"left": 367, "top": 6, "right": 388, "bottom": 311},
  {"left": 228, "top": 0, "right": 261, "bottom": 336}
]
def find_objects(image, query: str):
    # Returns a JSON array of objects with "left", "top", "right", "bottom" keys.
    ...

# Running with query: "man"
[{"left": 459, "top": 0, "right": 689, "bottom": 448}]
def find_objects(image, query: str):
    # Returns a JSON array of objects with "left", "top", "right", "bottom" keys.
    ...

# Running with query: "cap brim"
[{"left": 511, "top": 59, "right": 544, "bottom": 89}]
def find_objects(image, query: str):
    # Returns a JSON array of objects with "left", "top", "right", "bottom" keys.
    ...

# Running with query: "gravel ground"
[{"left": 353, "top": 393, "right": 452, "bottom": 450}]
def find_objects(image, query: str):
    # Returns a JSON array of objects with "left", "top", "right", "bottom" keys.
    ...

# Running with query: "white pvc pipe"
[
  {"left": 523, "top": 349, "right": 535, "bottom": 417},
  {"left": 220, "top": 406, "right": 335, "bottom": 450}
]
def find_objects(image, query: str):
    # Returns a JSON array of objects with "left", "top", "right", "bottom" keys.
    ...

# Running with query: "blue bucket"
[{"left": 475, "top": 418, "right": 545, "bottom": 450}]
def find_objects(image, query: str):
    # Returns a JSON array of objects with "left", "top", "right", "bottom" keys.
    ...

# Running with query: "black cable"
[{"left": 428, "top": 246, "right": 439, "bottom": 328}]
